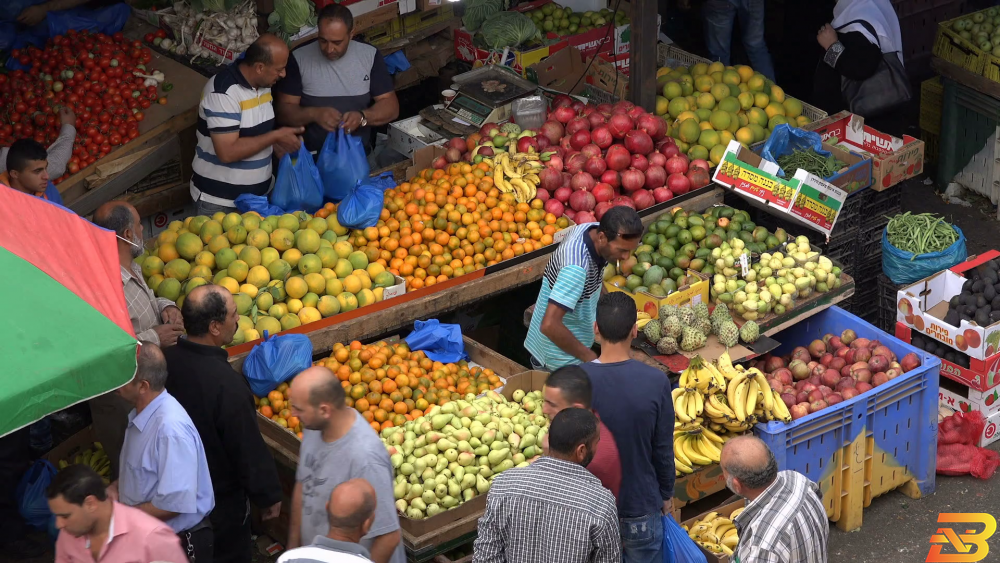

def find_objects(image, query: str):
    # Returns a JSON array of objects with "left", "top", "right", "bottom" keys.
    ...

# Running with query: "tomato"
[
  {"left": 154, "top": 29, "right": 167, "bottom": 40},
  {"left": 128, "top": 128, "right": 140, "bottom": 140},
  {"left": 134, "top": 111, "right": 144, "bottom": 122},
  {"left": 158, "top": 97, "right": 168, "bottom": 105},
  {"left": 139, "top": 98, "right": 151, "bottom": 109}
]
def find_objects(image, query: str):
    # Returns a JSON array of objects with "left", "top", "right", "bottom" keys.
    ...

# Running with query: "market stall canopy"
[{"left": 0, "top": 187, "right": 137, "bottom": 437}]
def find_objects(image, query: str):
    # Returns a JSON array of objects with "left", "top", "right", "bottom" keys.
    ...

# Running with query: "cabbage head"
[
  {"left": 481, "top": 11, "right": 539, "bottom": 50},
  {"left": 463, "top": 0, "right": 506, "bottom": 32}
]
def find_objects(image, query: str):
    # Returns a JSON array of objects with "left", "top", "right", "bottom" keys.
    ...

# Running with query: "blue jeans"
[
  {"left": 620, "top": 512, "right": 664, "bottom": 563},
  {"left": 703, "top": 0, "right": 776, "bottom": 81}
]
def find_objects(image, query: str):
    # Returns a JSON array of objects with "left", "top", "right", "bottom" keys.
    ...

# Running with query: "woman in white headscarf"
[{"left": 813, "top": 0, "right": 906, "bottom": 134}]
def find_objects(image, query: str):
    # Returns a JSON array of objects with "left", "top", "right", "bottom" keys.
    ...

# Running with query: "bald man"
[
  {"left": 192, "top": 33, "right": 304, "bottom": 215},
  {"left": 720, "top": 436, "right": 828, "bottom": 563},
  {"left": 90, "top": 201, "right": 184, "bottom": 479},
  {"left": 164, "top": 284, "right": 282, "bottom": 563},
  {"left": 288, "top": 367, "right": 403, "bottom": 563},
  {"left": 279, "top": 479, "right": 377, "bottom": 563}
]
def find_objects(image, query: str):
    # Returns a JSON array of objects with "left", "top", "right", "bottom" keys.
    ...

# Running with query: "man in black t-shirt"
[{"left": 274, "top": 4, "right": 399, "bottom": 153}]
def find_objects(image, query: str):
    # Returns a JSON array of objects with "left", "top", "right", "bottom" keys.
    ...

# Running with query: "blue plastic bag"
[
  {"left": 243, "top": 332, "right": 314, "bottom": 397},
  {"left": 317, "top": 129, "right": 370, "bottom": 202},
  {"left": 405, "top": 320, "right": 469, "bottom": 363},
  {"left": 337, "top": 172, "right": 396, "bottom": 230},
  {"left": 235, "top": 193, "right": 286, "bottom": 217},
  {"left": 882, "top": 225, "right": 967, "bottom": 285},
  {"left": 663, "top": 514, "right": 707, "bottom": 563},
  {"left": 16, "top": 459, "right": 56, "bottom": 531},
  {"left": 272, "top": 144, "right": 324, "bottom": 213},
  {"left": 760, "top": 124, "right": 833, "bottom": 178}
]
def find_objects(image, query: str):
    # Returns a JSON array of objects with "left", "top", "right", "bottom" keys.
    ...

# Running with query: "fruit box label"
[
  {"left": 453, "top": 28, "right": 556, "bottom": 76},
  {"left": 811, "top": 111, "right": 923, "bottom": 191},
  {"left": 897, "top": 322, "right": 1000, "bottom": 392},
  {"left": 939, "top": 387, "right": 1000, "bottom": 447},
  {"left": 787, "top": 177, "right": 846, "bottom": 235},
  {"left": 713, "top": 142, "right": 796, "bottom": 211},
  {"left": 897, "top": 253, "right": 1000, "bottom": 362}
]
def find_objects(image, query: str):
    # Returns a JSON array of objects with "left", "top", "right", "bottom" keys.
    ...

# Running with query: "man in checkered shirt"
[
  {"left": 90, "top": 202, "right": 185, "bottom": 479},
  {"left": 472, "top": 408, "right": 620, "bottom": 563},
  {"left": 721, "top": 436, "right": 829, "bottom": 563}
]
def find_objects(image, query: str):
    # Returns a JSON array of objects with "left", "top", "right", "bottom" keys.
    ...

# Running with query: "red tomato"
[
  {"left": 139, "top": 98, "right": 150, "bottom": 109},
  {"left": 154, "top": 29, "right": 167, "bottom": 39},
  {"left": 134, "top": 111, "right": 144, "bottom": 122},
  {"left": 67, "top": 161, "right": 80, "bottom": 174}
]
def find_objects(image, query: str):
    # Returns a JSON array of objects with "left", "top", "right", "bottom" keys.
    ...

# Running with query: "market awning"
[{"left": 0, "top": 187, "right": 137, "bottom": 437}]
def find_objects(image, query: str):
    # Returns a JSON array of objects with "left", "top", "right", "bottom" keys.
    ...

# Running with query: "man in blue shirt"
[
  {"left": 110, "top": 341, "right": 216, "bottom": 562},
  {"left": 524, "top": 206, "right": 642, "bottom": 370},
  {"left": 1, "top": 139, "right": 65, "bottom": 205},
  {"left": 581, "top": 292, "right": 675, "bottom": 563}
]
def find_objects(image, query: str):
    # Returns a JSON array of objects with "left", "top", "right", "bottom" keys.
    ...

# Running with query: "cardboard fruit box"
[
  {"left": 604, "top": 269, "right": 710, "bottom": 319},
  {"left": 712, "top": 141, "right": 851, "bottom": 237},
  {"left": 895, "top": 321, "right": 1000, "bottom": 395},
  {"left": 808, "top": 111, "right": 925, "bottom": 192},
  {"left": 895, "top": 250, "right": 1000, "bottom": 375},
  {"left": 938, "top": 372, "right": 1000, "bottom": 448},
  {"left": 679, "top": 498, "right": 745, "bottom": 563}
]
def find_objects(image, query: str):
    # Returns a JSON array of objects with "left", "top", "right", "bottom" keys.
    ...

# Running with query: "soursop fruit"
[
  {"left": 680, "top": 326, "right": 707, "bottom": 352},
  {"left": 711, "top": 302, "right": 730, "bottom": 323},
  {"left": 658, "top": 304, "right": 679, "bottom": 320},
  {"left": 718, "top": 321, "right": 740, "bottom": 348},
  {"left": 656, "top": 336, "right": 679, "bottom": 355},
  {"left": 678, "top": 305, "right": 696, "bottom": 326},
  {"left": 693, "top": 302, "right": 710, "bottom": 321},
  {"left": 643, "top": 320, "right": 662, "bottom": 343},
  {"left": 662, "top": 315, "right": 683, "bottom": 339},
  {"left": 694, "top": 317, "right": 713, "bottom": 337},
  {"left": 740, "top": 320, "right": 760, "bottom": 344}
]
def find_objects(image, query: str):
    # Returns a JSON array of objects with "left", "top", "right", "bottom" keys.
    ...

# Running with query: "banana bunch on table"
[
  {"left": 484, "top": 153, "right": 543, "bottom": 203},
  {"left": 57, "top": 442, "right": 111, "bottom": 484},
  {"left": 682, "top": 507, "right": 745, "bottom": 556}
]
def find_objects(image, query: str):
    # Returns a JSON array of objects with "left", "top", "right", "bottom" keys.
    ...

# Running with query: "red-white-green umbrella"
[{"left": 0, "top": 187, "right": 137, "bottom": 437}]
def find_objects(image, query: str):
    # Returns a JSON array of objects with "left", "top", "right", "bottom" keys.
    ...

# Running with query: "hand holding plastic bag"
[
  {"left": 272, "top": 144, "right": 324, "bottom": 213},
  {"left": 337, "top": 171, "right": 396, "bottom": 230},
  {"left": 317, "top": 129, "right": 370, "bottom": 202},
  {"left": 405, "top": 319, "right": 469, "bottom": 363},
  {"left": 760, "top": 124, "right": 832, "bottom": 178},
  {"left": 243, "top": 332, "right": 314, "bottom": 397}
]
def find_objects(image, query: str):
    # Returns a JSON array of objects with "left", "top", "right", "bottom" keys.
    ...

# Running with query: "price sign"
[
  {"left": 715, "top": 151, "right": 795, "bottom": 211},
  {"left": 787, "top": 175, "right": 847, "bottom": 236}
]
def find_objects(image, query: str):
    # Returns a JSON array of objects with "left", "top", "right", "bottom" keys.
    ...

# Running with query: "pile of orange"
[
  {"left": 254, "top": 382, "right": 303, "bottom": 439},
  {"left": 347, "top": 162, "right": 571, "bottom": 291},
  {"left": 319, "top": 339, "right": 503, "bottom": 432}
]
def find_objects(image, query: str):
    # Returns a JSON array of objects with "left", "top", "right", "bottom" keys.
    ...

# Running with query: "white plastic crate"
[{"left": 388, "top": 116, "right": 448, "bottom": 159}]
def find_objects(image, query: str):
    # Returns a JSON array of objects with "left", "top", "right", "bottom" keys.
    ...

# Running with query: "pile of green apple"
[
  {"left": 951, "top": 7, "right": 1000, "bottom": 56},
  {"left": 525, "top": 3, "right": 629, "bottom": 37}
]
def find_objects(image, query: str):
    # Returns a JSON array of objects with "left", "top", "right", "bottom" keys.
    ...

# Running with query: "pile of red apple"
[
  {"left": 533, "top": 95, "right": 712, "bottom": 222},
  {"left": 753, "top": 330, "right": 923, "bottom": 421}
]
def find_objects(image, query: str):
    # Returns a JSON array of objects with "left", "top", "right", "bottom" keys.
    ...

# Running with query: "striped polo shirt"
[
  {"left": 524, "top": 223, "right": 606, "bottom": 369},
  {"left": 191, "top": 63, "right": 276, "bottom": 207}
]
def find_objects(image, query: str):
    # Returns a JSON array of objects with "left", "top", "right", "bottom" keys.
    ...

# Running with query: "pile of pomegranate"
[
  {"left": 752, "top": 330, "right": 923, "bottom": 421},
  {"left": 534, "top": 96, "right": 712, "bottom": 221}
]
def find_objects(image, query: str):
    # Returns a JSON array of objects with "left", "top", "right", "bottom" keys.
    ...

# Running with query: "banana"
[
  {"left": 706, "top": 361, "right": 728, "bottom": 392},
  {"left": 730, "top": 507, "right": 745, "bottom": 519},
  {"left": 689, "top": 390, "right": 703, "bottom": 420},
  {"left": 500, "top": 154, "right": 522, "bottom": 179},
  {"left": 727, "top": 371, "right": 747, "bottom": 410},
  {"left": 675, "top": 458, "right": 694, "bottom": 474},
  {"left": 674, "top": 437, "right": 694, "bottom": 466},
  {"left": 675, "top": 392, "right": 691, "bottom": 422},
  {"left": 745, "top": 377, "right": 759, "bottom": 419},
  {"left": 700, "top": 425, "right": 726, "bottom": 444},
  {"left": 703, "top": 397, "right": 727, "bottom": 420},
  {"left": 58, "top": 460, "right": 69, "bottom": 469},
  {"left": 493, "top": 164, "right": 506, "bottom": 192},
  {"left": 683, "top": 436, "right": 713, "bottom": 465},
  {"left": 524, "top": 173, "right": 540, "bottom": 185},
  {"left": 756, "top": 372, "right": 774, "bottom": 414},
  {"left": 770, "top": 390, "right": 792, "bottom": 422},
  {"left": 510, "top": 178, "right": 533, "bottom": 203},
  {"left": 717, "top": 350, "right": 737, "bottom": 379},
  {"left": 732, "top": 378, "right": 749, "bottom": 422},
  {"left": 709, "top": 393, "right": 737, "bottom": 418},
  {"left": 697, "top": 434, "right": 721, "bottom": 462},
  {"left": 672, "top": 387, "right": 684, "bottom": 401},
  {"left": 721, "top": 544, "right": 734, "bottom": 556}
]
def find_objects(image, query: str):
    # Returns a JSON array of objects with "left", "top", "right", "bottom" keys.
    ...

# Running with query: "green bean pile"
[
  {"left": 776, "top": 149, "right": 846, "bottom": 179},
  {"left": 886, "top": 212, "right": 959, "bottom": 256}
]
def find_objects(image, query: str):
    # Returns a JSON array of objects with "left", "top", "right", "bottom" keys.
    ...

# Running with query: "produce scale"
[{"left": 444, "top": 66, "right": 537, "bottom": 127}]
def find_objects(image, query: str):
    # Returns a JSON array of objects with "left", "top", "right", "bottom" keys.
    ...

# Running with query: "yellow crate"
[
  {"left": 932, "top": 9, "right": 990, "bottom": 78},
  {"left": 364, "top": 17, "right": 404, "bottom": 47},
  {"left": 921, "top": 129, "right": 939, "bottom": 164},
  {"left": 401, "top": 4, "right": 454, "bottom": 35},
  {"left": 920, "top": 77, "right": 943, "bottom": 135}
]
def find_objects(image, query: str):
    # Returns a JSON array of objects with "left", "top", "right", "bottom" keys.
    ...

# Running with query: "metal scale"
[{"left": 443, "top": 66, "right": 538, "bottom": 127}]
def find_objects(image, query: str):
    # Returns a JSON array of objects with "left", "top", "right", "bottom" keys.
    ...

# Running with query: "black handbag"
[{"left": 836, "top": 19, "right": 912, "bottom": 117}]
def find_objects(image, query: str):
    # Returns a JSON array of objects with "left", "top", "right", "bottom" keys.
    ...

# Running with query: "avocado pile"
[
  {"left": 946, "top": 259, "right": 1000, "bottom": 328},
  {"left": 603, "top": 206, "right": 788, "bottom": 297}
]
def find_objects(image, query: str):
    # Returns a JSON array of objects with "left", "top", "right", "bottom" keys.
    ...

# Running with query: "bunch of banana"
[
  {"left": 58, "top": 442, "right": 111, "bottom": 483},
  {"left": 673, "top": 425, "right": 723, "bottom": 475},
  {"left": 636, "top": 311, "right": 653, "bottom": 329},
  {"left": 485, "top": 153, "right": 543, "bottom": 203},
  {"left": 682, "top": 510, "right": 740, "bottom": 556},
  {"left": 679, "top": 355, "right": 726, "bottom": 394},
  {"left": 724, "top": 364, "right": 792, "bottom": 424}
]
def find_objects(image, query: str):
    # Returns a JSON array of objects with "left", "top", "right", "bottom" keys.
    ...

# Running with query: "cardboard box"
[
  {"left": 938, "top": 369, "right": 1000, "bottom": 417},
  {"left": 401, "top": 4, "right": 454, "bottom": 33},
  {"left": 808, "top": 111, "right": 925, "bottom": 192},
  {"left": 712, "top": 141, "right": 851, "bottom": 237},
  {"left": 896, "top": 322, "right": 1000, "bottom": 394},
  {"left": 585, "top": 52, "right": 630, "bottom": 101},
  {"left": 528, "top": 46, "right": 589, "bottom": 97},
  {"left": 45, "top": 426, "right": 98, "bottom": 466},
  {"left": 895, "top": 250, "right": 1000, "bottom": 367},
  {"left": 143, "top": 202, "right": 196, "bottom": 238},
  {"left": 417, "top": 0, "right": 442, "bottom": 10},
  {"left": 939, "top": 379, "right": 1000, "bottom": 447},
  {"left": 352, "top": 1, "right": 400, "bottom": 33},
  {"left": 751, "top": 137, "right": 872, "bottom": 195},
  {"left": 406, "top": 146, "right": 448, "bottom": 180},
  {"left": 679, "top": 498, "right": 744, "bottom": 563},
  {"left": 453, "top": 28, "right": 557, "bottom": 77},
  {"left": 604, "top": 269, "right": 710, "bottom": 319}
]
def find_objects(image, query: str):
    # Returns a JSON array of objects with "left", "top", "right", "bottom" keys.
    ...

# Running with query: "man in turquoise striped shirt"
[{"left": 525, "top": 207, "right": 642, "bottom": 370}]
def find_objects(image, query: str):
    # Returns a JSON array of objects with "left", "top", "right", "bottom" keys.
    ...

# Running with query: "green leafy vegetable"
[
  {"left": 463, "top": 0, "right": 506, "bottom": 32},
  {"left": 481, "top": 11, "right": 539, "bottom": 50},
  {"left": 273, "top": 0, "right": 317, "bottom": 37}
]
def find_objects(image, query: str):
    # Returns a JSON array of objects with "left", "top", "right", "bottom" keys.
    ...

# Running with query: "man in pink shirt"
[
  {"left": 542, "top": 365, "right": 622, "bottom": 498},
  {"left": 48, "top": 464, "right": 188, "bottom": 563}
]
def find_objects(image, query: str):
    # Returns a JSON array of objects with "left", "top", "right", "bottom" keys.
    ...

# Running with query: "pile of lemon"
[
  {"left": 137, "top": 210, "right": 400, "bottom": 347},
  {"left": 655, "top": 61, "right": 812, "bottom": 166}
]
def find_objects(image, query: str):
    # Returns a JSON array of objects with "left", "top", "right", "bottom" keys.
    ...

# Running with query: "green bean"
[
  {"left": 775, "top": 148, "right": 846, "bottom": 179},
  {"left": 886, "top": 212, "right": 959, "bottom": 257}
]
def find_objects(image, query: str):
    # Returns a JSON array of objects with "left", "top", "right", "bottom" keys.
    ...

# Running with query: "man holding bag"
[
  {"left": 192, "top": 34, "right": 305, "bottom": 215},
  {"left": 274, "top": 4, "right": 400, "bottom": 155}
]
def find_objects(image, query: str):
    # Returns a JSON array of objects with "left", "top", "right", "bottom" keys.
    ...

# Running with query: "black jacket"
[{"left": 164, "top": 338, "right": 282, "bottom": 508}]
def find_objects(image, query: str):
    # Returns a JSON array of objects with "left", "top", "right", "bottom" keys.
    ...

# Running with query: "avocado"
[
  {"left": 986, "top": 284, "right": 997, "bottom": 301},
  {"left": 986, "top": 268, "right": 999, "bottom": 285},
  {"left": 977, "top": 295, "right": 988, "bottom": 308},
  {"left": 963, "top": 279, "right": 975, "bottom": 293},
  {"left": 973, "top": 280, "right": 985, "bottom": 293},
  {"left": 951, "top": 295, "right": 962, "bottom": 308},
  {"left": 977, "top": 308, "right": 992, "bottom": 327}
]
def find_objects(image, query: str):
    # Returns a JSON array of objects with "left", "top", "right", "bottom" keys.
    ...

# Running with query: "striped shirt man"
[
  {"left": 191, "top": 63, "right": 276, "bottom": 208},
  {"left": 473, "top": 457, "right": 620, "bottom": 563},
  {"left": 733, "top": 471, "right": 829, "bottom": 563},
  {"left": 524, "top": 223, "right": 605, "bottom": 369}
]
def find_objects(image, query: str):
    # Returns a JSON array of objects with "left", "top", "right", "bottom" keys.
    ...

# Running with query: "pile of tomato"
[{"left": 1, "top": 29, "right": 165, "bottom": 183}]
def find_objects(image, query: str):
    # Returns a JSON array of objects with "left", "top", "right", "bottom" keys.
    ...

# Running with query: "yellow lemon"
[
  {"left": 286, "top": 298, "right": 303, "bottom": 314},
  {"left": 317, "top": 295, "right": 341, "bottom": 317},
  {"left": 199, "top": 220, "right": 223, "bottom": 244},
  {"left": 298, "top": 254, "right": 323, "bottom": 275},
  {"left": 226, "top": 225, "right": 247, "bottom": 245},
  {"left": 239, "top": 283, "right": 259, "bottom": 298},
  {"left": 783, "top": 98, "right": 803, "bottom": 119},
  {"left": 141, "top": 256, "right": 164, "bottom": 278},
  {"left": 282, "top": 248, "right": 302, "bottom": 268},
  {"left": 337, "top": 292, "right": 358, "bottom": 312},
  {"left": 147, "top": 274, "right": 165, "bottom": 293},
  {"left": 285, "top": 276, "right": 309, "bottom": 299},
  {"left": 255, "top": 315, "right": 281, "bottom": 336},
  {"left": 175, "top": 233, "right": 204, "bottom": 261},
  {"left": 343, "top": 274, "right": 362, "bottom": 294},
  {"left": 255, "top": 291, "right": 274, "bottom": 311},
  {"left": 260, "top": 247, "right": 280, "bottom": 268},
  {"left": 227, "top": 260, "right": 249, "bottom": 283},
  {"left": 270, "top": 228, "right": 295, "bottom": 252},
  {"left": 277, "top": 214, "right": 300, "bottom": 232},
  {"left": 247, "top": 229, "right": 270, "bottom": 250},
  {"left": 298, "top": 307, "right": 322, "bottom": 325},
  {"left": 247, "top": 265, "right": 271, "bottom": 288},
  {"left": 280, "top": 314, "right": 301, "bottom": 331},
  {"left": 163, "top": 259, "right": 192, "bottom": 281},
  {"left": 207, "top": 235, "right": 230, "bottom": 253},
  {"left": 304, "top": 272, "right": 327, "bottom": 294},
  {"left": 239, "top": 246, "right": 262, "bottom": 268},
  {"left": 296, "top": 229, "right": 321, "bottom": 254},
  {"left": 189, "top": 265, "right": 213, "bottom": 280},
  {"left": 268, "top": 303, "right": 288, "bottom": 318}
]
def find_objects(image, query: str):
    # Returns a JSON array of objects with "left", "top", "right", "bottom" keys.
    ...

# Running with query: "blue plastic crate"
[{"left": 754, "top": 306, "right": 940, "bottom": 532}]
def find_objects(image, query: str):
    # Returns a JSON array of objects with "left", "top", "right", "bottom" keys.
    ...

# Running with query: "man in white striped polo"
[{"left": 191, "top": 34, "right": 305, "bottom": 215}]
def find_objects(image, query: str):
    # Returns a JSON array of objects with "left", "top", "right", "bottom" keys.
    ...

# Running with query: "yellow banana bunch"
[
  {"left": 680, "top": 356, "right": 716, "bottom": 393},
  {"left": 491, "top": 153, "right": 544, "bottom": 203},
  {"left": 684, "top": 509, "right": 740, "bottom": 556},
  {"left": 60, "top": 442, "right": 111, "bottom": 480}
]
